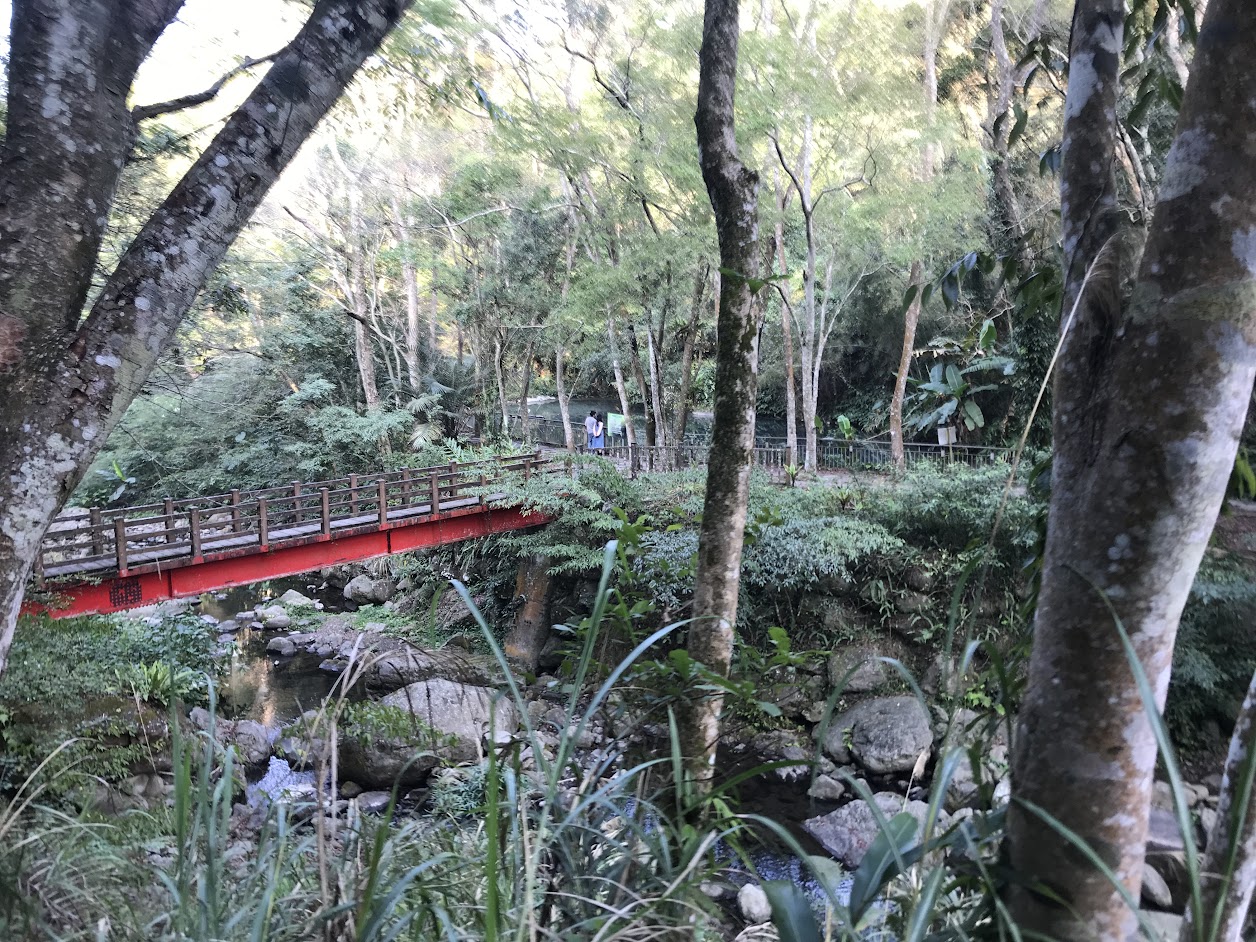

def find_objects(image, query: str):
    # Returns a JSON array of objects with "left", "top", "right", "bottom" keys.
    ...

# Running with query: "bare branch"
[{"left": 132, "top": 51, "right": 283, "bottom": 122}]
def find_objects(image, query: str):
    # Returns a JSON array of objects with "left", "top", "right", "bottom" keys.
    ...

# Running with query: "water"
[{"left": 196, "top": 577, "right": 361, "bottom": 727}]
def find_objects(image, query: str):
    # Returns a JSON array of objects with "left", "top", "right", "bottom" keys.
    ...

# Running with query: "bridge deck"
[{"left": 28, "top": 453, "right": 551, "bottom": 618}]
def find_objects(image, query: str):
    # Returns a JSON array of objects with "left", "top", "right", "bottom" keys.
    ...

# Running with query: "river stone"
[
  {"left": 365, "top": 643, "right": 496, "bottom": 693},
  {"left": 936, "top": 709, "right": 1009, "bottom": 811},
  {"left": 737, "top": 883, "right": 772, "bottom": 925},
  {"left": 381, "top": 678, "right": 518, "bottom": 762},
  {"left": 344, "top": 574, "right": 393, "bottom": 605},
  {"left": 826, "top": 646, "right": 887, "bottom": 694},
  {"left": 1141, "top": 911, "right": 1183, "bottom": 941},
  {"left": 807, "top": 774, "right": 846, "bottom": 802},
  {"left": 822, "top": 696, "right": 933, "bottom": 774},
  {"left": 1141, "top": 861, "right": 1173, "bottom": 910},
  {"left": 337, "top": 734, "right": 441, "bottom": 789},
  {"left": 279, "top": 589, "right": 315, "bottom": 607},
  {"left": 357, "top": 791, "right": 393, "bottom": 814},
  {"left": 232, "top": 720, "right": 273, "bottom": 767},
  {"left": 262, "top": 613, "right": 292, "bottom": 631},
  {"left": 266, "top": 637, "right": 296, "bottom": 657},
  {"left": 803, "top": 791, "right": 935, "bottom": 868}
]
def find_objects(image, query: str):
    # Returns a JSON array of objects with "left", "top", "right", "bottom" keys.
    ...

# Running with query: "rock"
[
  {"left": 1141, "top": 911, "right": 1183, "bottom": 941},
  {"left": 699, "top": 880, "right": 734, "bottom": 901},
  {"left": 1141, "top": 861, "right": 1173, "bottom": 910},
  {"left": 266, "top": 637, "right": 296, "bottom": 657},
  {"left": 733, "top": 927, "right": 780, "bottom": 942},
  {"left": 748, "top": 729, "right": 813, "bottom": 783},
  {"left": 262, "top": 613, "right": 292, "bottom": 630},
  {"left": 803, "top": 792, "right": 936, "bottom": 868},
  {"left": 895, "top": 591, "right": 930, "bottom": 614},
  {"left": 737, "top": 883, "right": 772, "bottom": 925},
  {"left": 200, "top": 613, "right": 219, "bottom": 626},
  {"left": 936, "top": 709, "right": 1009, "bottom": 812},
  {"left": 826, "top": 646, "right": 887, "bottom": 694},
  {"left": 821, "top": 696, "right": 933, "bottom": 774},
  {"left": 382, "top": 678, "right": 519, "bottom": 762},
  {"left": 1198, "top": 807, "right": 1218, "bottom": 847},
  {"left": 903, "top": 566, "right": 934, "bottom": 592},
  {"left": 1152, "top": 780, "right": 1174, "bottom": 810},
  {"left": 365, "top": 643, "right": 496, "bottom": 693},
  {"left": 344, "top": 574, "right": 394, "bottom": 605},
  {"left": 231, "top": 720, "right": 273, "bottom": 767},
  {"left": 340, "top": 781, "right": 363, "bottom": 799},
  {"left": 921, "top": 653, "right": 973, "bottom": 698},
  {"left": 357, "top": 791, "right": 393, "bottom": 814},
  {"left": 258, "top": 605, "right": 286, "bottom": 621},
  {"left": 807, "top": 774, "right": 846, "bottom": 802},
  {"left": 1147, "top": 851, "right": 1191, "bottom": 911},
  {"left": 279, "top": 589, "right": 316, "bottom": 607},
  {"left": 1147, "top": 806, "right": 1185, "bottom": 853},
  {"left": 235, "top": 610, "right": 256, "bottom": 623}
]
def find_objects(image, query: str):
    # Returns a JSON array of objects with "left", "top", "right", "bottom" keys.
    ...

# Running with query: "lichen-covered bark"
[
  {"left": 889, "top": 262, "right": 923, "bottom": 468},
  {"left": 682, "top": 0, "right": 761, "bottom": 792},
  {"left": 1008, "top": 1, "right": 1256, "bottom": 936},
  {"left": 1184, "top": 668, "right": 1256, "bottom": 941},
  {"left": 0, "top": 0, "right": 414, "bottom": 674}
]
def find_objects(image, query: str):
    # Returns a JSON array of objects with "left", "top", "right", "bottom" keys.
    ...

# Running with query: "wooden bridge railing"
[{"left": 38, "top": 452, "right": 548, "bottom": 580}]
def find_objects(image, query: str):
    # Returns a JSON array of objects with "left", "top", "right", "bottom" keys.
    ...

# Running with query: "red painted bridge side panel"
[{"left": 24, "top": 506, "right": 552, "bottom": 619}]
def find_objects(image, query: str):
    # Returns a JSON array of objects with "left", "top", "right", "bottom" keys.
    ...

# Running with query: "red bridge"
[{"left": 24, "top": 453, "right": 552, "bottom": 619}]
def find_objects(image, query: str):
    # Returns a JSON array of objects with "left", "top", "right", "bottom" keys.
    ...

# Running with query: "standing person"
[
  {"left": 584, "top": 410, "right": 598, "bottom": 451},
  {"left": 593, "top": 412, "right": 606, "bottom": 451}
]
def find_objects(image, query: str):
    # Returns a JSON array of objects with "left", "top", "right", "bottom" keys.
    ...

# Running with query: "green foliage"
[
  {"left": 114, "top": 661, "right": 206, "bottom": 706},
  {"left": 743, "top": 516, "right": 903, "bottom": 592},
  {"left": 1, "top": 613, "right": 217, "bottom": 707},
  {"left": 859, "top": 462, "right": 1039, "bottom": 571},
  {"left": 1166, "top": 557, "right": 1256, "bottom": 746}
]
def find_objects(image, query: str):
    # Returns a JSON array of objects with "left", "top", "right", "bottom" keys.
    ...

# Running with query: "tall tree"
[
  {"left": 1006, "top": 0, "right": 1256, "bottom": 936},
  {"left": 889, "top": 0, "right": 949, "bottom": 469},
  {"left": 0, "top": 0, "right": 415, "bottom": 673},
  {"left": 681, "top": 0, "right": 762, "bottom": 793}
]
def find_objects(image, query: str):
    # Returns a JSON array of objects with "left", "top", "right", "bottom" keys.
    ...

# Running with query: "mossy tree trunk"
[
  {"left": 681, "top": 0, "right": 761, "bottom": 794},
  {"left": 1007, "top": 1, "right": 1256, "bottom": 936}
]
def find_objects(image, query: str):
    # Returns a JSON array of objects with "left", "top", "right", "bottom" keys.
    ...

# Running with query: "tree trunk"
[
  {"left": 1007, "top": 2, "right": 1256, "bottom": 937},
  {"left": 429, "top": 262, "right": 440, "bottom": 355},
  {"left": 608, "top": 313, "right": 637, "bottom": 449},
  {"left": 556, "top": 346, "right": 575, "bottom": 451},
  {"left": 0, "top": 0, "right": 413, "bottom": 672},
  {"left": 889, "top": 261, "right": 923, "bottom": 468},
  {"left": 646, "top": 323, "right": 668, "bottom": 450},
  {"left": 671, "top": 261, "right": 710, "bottom": 446},
  {"left": 519, "top": 336, "right": 534, "bottom": 445},
  {"left": 774, "top": 172, "right": 799, "bottom": 467},
  {"left": 627, "top": 323, "right": 657, "bottom": 446},
  {"left": 389, "top": 191, "right": 422, "bottom": 391},
  {"left": 493, "top": 333, "right": 510, "bottom": 435},
  {"left": 354, "top": 317, "right": 382, "bottom": 409},
  {"left": 682, "top": 0, "right": 761, "bottom": 794},
  {"left": 503, "top": 555, "right": 553, "bottom": 672},
  {"left": 1183, "top": 668, "right": 1256, "bottom": 941}
]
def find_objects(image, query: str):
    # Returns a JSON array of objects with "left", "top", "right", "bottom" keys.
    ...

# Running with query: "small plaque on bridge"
[{"left": 109, "top": 577, "right": 143, "bottom": 608}]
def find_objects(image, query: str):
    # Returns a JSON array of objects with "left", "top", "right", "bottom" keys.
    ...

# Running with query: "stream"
[{"left": 179, "top": 577, "right": 856, "bottom": 909}]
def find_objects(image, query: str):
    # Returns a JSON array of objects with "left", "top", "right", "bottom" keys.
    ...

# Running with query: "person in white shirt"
[{"left": 584, "top": 411, "right": 598, "bottom": 450}]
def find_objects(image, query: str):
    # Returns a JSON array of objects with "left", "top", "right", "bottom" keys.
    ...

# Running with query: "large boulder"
[
  {"left": 279, "top": 589, "right": 316, "bottom": 607},
  {"left": 364, "top": 642, "right": 496, "bottom": 694},
  {"left": 803, "top": 791, "right": 937, "bottom": 868},
  {"left": 821, "top": 696, "right": 933, "bottom": 774},
  {"left": 344, "top": 574, "right": 394, "bottom": 605},
  {"left": 338, "top": 734, "right": 441, "bottom": 790},
  {"left": 826, "top": 646, "right": 888, "bottom": 694},
  {"left": 381, "top": 678, "right": 518, "bottom": 762}
]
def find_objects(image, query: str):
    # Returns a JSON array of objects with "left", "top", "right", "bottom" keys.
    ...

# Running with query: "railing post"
[
  {"left": 349, "top": 473, "right": 359, "bottom": 515},
  {"left": 401, "top": 468, "right": 412, "bottom": 506},
  {"left": 190, "top": 507, "right": 202, "bottom": 559},
  {"left": 89, "top": 507, "right": 103, "bottom": 556},
  {"left": 320, "top": 487, "right": 331, "bottom": 537},
  {"left": 258, "top": 499, "right": 269, "bottom": 548},
  {"left": 114, "top": 518, "right": 128, "bottom": 573},
  {"left": 377, "top": 479, "right": 388, "bottom": 528},
  {"left": 480, "top": 472, "right": 488, "bottom": 505},
  {"left": 230, "top": 489, "right": 242, "bottom": 533},
  {"left": 292, "top": 482, "right": 302, "bottom": 524},
  {"left": 430, "top": 472, "right": 441, "bottom": 513},
  {"left": 523, "top": 455, "right": 532, "bottom": 482},
  {"left": 163, "top": 498, "right": 174, "bottom": 544}
]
